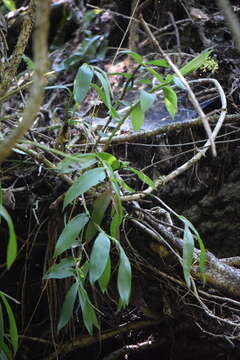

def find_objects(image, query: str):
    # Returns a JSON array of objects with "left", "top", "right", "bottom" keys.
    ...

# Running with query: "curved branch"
[{"left": 0, "top": 0, "right": 51, "bottom": 163}]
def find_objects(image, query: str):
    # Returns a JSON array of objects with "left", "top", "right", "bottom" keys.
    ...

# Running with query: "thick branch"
[{"left": 0, "top": 0, "right": 51, "bottom": 163}]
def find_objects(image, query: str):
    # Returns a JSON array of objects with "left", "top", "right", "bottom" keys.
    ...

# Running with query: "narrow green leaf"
[
  {"left": 182, "top": 224, "right": 194, "bottom": 288},
  {"left": 180, "top": 50, "right": 212, "bottom": 76},
  {"left": 78, "top": 281, "right": 99, "bottom": 335},
  {"left": 145, "top": 66, "right": 164, "bottom": 83},
  {"left": 98, "top": 256, "right": 111, "bottom": 293},
  {"left": 110, "top": 212, "right": 122, "bottom": 240},
  {"left": 0, "top": 205, "right": 17, "bottom": 269},
  {"left": 3, "top": 0, "right": 16, "bottom": 11},
  {"left": 22, "top": 55, "right": 35, "bottom": 70},
  {"left": 74, "top": 63, "right": 93, "bottom": 103},
  {"left": 0, "top": 294, "right": 18, "bottom": 354},
  {"left": 0, "top": 303, "right": 4, "bottom": 349},
  {"left": 130, "top": 103, "right": 145, "bottom": 131},
  {"left": 90, "top": 83, "right": 108, "bottom": 108},
  {"left": 110, "top": 192, "right": 123, "bottom": 239},
  {"left": 140, "top": 90, "right": 156, "bottom": 112},
  {"left": 57, "top": 282, "right": 78, "bottom": 331},
  {"left": 57, "top": 154, "right": 97, "bottom": 174},
  {"left": 54, "top": 214, "right": 89, "bottom": 257},
  {"left": 163, "top": 86, "right": 177, "bottom": 119},
  {"left": 93, "top": 67, "right": 113, "bottom": 109},
  {"left": 63, "top": 167, "right": 106, "bottom": 208},
  {"left": 93, "top": 72, "right": 111, "bottom": 109},
  {"left": 144, "top": 59, "right": 169, "bottom": 67},
  {"left": 0, "top": 344, "right": 12, "bottom": 360},
  {"left": 97, "top": 152, "right": 120, "bottom": 171},
  {"left": 179, "top": 216, "right": 206, "bottom": 283},
  {"left": 117, "top": 246, "right": 131, "bottom": 307},
  {"left": 121, "top": 50, "right": 143, "bottom": 64},
  {"left": 89, "top": 233, "right": 111, "bottom": 285},
  {"left": 172, "top": 76, "right": 187, "bottom": 90},
  {"left": 116, "top": 178, "right": 135, "bottom": 193},
  {"left": 43, "top": 258, "right": 75, "bottom": 279},
  {"left": 85, "top": 191, "right": 112, "bottom": 242},
  {"left": 127, "top": 167, "right": 155, "bottom": 187}
]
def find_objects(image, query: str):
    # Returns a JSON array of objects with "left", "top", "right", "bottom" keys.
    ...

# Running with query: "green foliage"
[
  {"left": 116, "top": 244, "right": 132, "bottom": 307},
  {"left": 179, "top": 216, "right": 206, "bottom": 284},
  {"left": 57, "top": 282, "right": 78, "bottom": 331},
  {"left": 182, "top": 223, "right": 195, "bottom": 288},
  {"left": 89, "top": 232, "right": 110, "bottom": 285},
  {"left": 22, "top": 55, "right": 35, "bottom": 70},
  {"left": 43, "top": 258, "right": 76, "bottom": 280},
  {"left": 2, "top": 0, "right": 16, "bottom": 11},
  {"left": 43, "top": 47, "right": 210, "bottom": 336},
  {"left": 74, "top": 64, "right": 94, "bottom": 104},
  {"left": 130, "top": 103, "right": 145, "bottom": 131},
  {"left": 63, "top": 167, "right": 106, "bottom": 209},
  {"left": 54, "top": 214, "right": 89, "bottom": 257},
  {"left": 54, "top": 10, "right": 108, "bottom": 71},
  {"left": 71, "top": 49, "right": 211, "bottom": 133},
  {"left": 0, "top": 292, "right": 19, "bottom": 358},
  {"left": 0, "top": 205, "right": 17, "bottom": 269},
  {"left": 163, "top": 86, "right": 178, "bottom": 119}
]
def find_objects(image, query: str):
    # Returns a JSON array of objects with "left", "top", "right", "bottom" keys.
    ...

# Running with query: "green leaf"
[
  {"left": 43, "top": 258, "right": 75, "bottom": 279},
  {"left": 179, "top": 216, "right": 206, "bottom": 283},
  {"left": 144, "top": 59, "right": 169, "bottom": 67},
  {"left": 85, "top": 191, "right": 112, "bottom": 242},
  {"left": 117, "top": 246, "right": 131, "bottom": 307},
  {"left": 145, "top": 66, "right": 164, "bottom": 83},
  {"left": 90, "top": 83, "right": 108, "bottom": 108},
  {"left": 172, "top": 76, "right": 187, "bottom": 90},
  {"left": 121, "top": 50, "right": 143, "bottom": 64},
  {"left": 3, "top": 0, "right": 16, "bottom": 11},
  {"left": 58, "top": 282, "right": 78, "bottom": 331},
  {"left": 180, "top": 50, "right": 212, "bottom": 76},
  {"left": 78, "top": 281, "right": 99, "bottom": 335},
  {"left": 0, "top": 205, "right": 17, "bottom": 269},
  {"left": 110, "top": 192, "right": 123, "bottom": 239},
  {"left": 93, "top": 67, "right": 113, "bottom": 109},
  {"left": 127, "top": 167, "right": 155, "bottom": 187},
  {"left": 89, "top": 233, "right": 111, "bottom": 285},
  {"left": 0, "top": 303, "right": 4, "bottom": 350},
  {"left": 163, "top": 86, "right": 177, "bottom": 119},
  {"left": 0, "top": 294, "right": 18, "bottom": 354},
  {"left": 57, "top": 154, "right": 97, "bottom": 174},
  {"left": 74, "top": 63, "right": 93, "bottom": 103},
  {"left": 98, "top": 256, "right": 111, "bottom": 293},
  {"left": 130, "top": 103, "right": 145, "bottom": 131},
  {"left": 22, "top": 55, "right": 35, "bottom": 70},
  {"left": 63, "top": 167, "right": 106, "bottom": 208},
  {"left": 0, "top": 344, "right": 12, "bottom": 360},
  {"left": 182, "top": 224, "right": 194, "bottom": 288},
  {"left": 54, "top": 214, "right": 89, "bottom": 257},
  {"left": 97, "top": 152, "right": 121, "bottom": 171},
  {"left": 116, "top": 178, "right": 135, "bottom": 193},
  {"left": 140, "top": 90, "right": 156, "bottom": 112}
]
